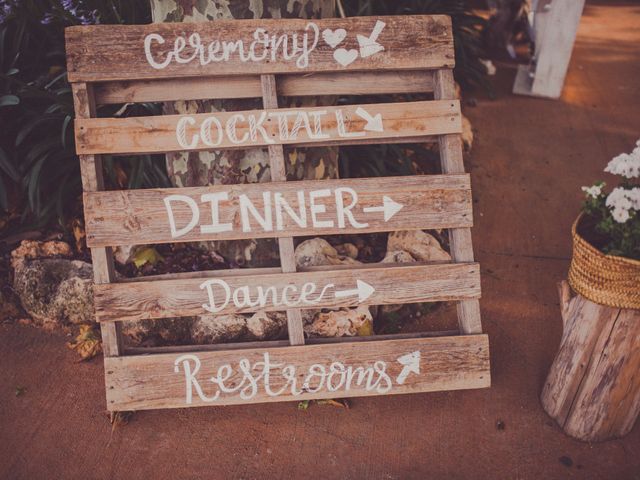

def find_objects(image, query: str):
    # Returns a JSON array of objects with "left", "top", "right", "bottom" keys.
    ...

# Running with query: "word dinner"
[{"left": 163, "top": 187, "right": 403, "bottom": 238}]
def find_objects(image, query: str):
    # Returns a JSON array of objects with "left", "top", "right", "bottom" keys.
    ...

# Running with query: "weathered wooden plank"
[
  {"left": 93, "top": 71, "right": 435, "bottom": 105},
  {"left": 71, "top": 82, "right": 124, "bottom": 358},
  {"left": 74, "top": 100, "right": 461, "bottom": 156},
  {"left": 65, "top": 16, "right": 454, "bottom": 82},
  {"left": 261, "top": 73, "right": 305, "bottom": 346},
  {"left": 105, "top": 334, "right": 490, "bottom": 411},
  {"left": 83, "top": 174, "right": 472, "bottom": 247},
  {"left": 434, "top": 69, "right": 483, "bottom": 335},
  {"left": 94, "top": 263, "right": 481, "bottom": 322}
]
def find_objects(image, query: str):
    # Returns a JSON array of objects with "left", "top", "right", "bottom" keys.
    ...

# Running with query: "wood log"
[{"left": 541, "top": 280, "right": 640, "bottom": 441}]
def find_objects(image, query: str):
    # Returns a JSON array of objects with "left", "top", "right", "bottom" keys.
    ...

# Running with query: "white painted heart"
[
  {"left": 322, "top": 28, "right": 347, "bottom": 48},
  {"left": 333, "top": 48, "right": 358, "bottom": 67}
]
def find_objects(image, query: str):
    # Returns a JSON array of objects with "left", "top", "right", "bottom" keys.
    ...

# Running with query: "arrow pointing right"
[
  {"left": 334, "top": 279, "right": 375, "bottom": 303},
  {"left": 363, "top": 195, "right": 404, "bottom": 221}
]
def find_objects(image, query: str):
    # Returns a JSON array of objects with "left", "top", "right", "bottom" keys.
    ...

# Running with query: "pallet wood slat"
[
  {"left": 93, "top": 71, "right": 435, "bottom": 105},
  {"left": 433, "top": 69, "right": 483, "bottom": 335},
  {"left": 71, "top": 82, "right": 124, "bottom": 358},
  {"left": 66, "top": 16, "right": 454, "bottom": 82},
  {"left": 74, "top": 100, "right": 461, "bottom": 156},
  {"left": 260, "top": 73, "right": 305, "bottom": 346},
  {"left": 94, "top": 263, "right": 481, "bottom": 322},
  {"left": 83, "top": 174, "right": 472, "bottom": 247},
  {"left": 105, "top": 335, "right": 490, "bottom": 411}
]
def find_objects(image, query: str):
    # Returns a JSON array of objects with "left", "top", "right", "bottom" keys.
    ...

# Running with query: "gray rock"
[
  {"left": 122, "top": 317, "right": 195, "bottom": 347},
  {"left": 13, "top": 259, "right": 94, "bottom": 327},
  {"left": 191, "top": 314, "right": 249, "bottom": 344},
  {"left": 190, "top": 311, "right": 287, "bottom": 344}
]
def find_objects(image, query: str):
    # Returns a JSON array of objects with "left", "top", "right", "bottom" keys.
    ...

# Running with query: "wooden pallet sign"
[{"left": 66, "top": 15, "right": 490, "bottom": 412}]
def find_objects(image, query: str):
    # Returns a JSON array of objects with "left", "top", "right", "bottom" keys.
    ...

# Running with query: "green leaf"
[
  {"left": 0, "top": 147, "right": 20, "bottom": 182},
  {"left": 61, "top": 115, "right": 72, "bottom": 148},
  {"left": 0, "top": 95, "right": 19, "bottom": 107},
  {"left": 0, "top": 175, "right": 8, "bottom": 211},
  {"left": 16, "top": 115, "right": 57, "bottom": 147}
]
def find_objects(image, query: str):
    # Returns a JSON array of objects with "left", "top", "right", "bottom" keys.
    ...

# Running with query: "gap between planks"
[
  {"left": 124, "top": 330, "right": 460, "bottom": 355},
  {"left": 93, "top": 70, "right": 435, "bottom": 105},
  {"left": 433, "top": 69, "right": 483, "bottom": 335}
]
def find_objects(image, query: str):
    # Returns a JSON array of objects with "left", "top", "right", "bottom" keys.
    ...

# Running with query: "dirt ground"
[{"left": 2, "top": 2, "right": 639, "bottom": 479}]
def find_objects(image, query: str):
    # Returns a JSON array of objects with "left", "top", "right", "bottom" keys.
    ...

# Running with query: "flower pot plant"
[
  {"left": 570, "top": 140, "right": 640, "bottom": 308},
  {"left": 541, "top": 140, "right": 640, "bottom": 442}
]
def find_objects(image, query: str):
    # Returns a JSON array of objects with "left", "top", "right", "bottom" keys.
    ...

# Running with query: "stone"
[
  {"left": 10, "top": 240, "right": 72, "bottom": 269},
  {"left": 246, "top": 311, "right": 287, "bottom": 340},
  {"left": 191, "top": 314, "right": 248, "bottom": 344},
  {"left": 295, "top": 238, "right": 361, "bottom": 268},
  {"left": 190, "top": 310, "right": 287, "bottom": 344},
  {"left": 113, "top": 244, "right": 141, "bottom": 265},
  {"left": 122, "top": 317, "right": 194, "bottom": 347},
  {"left": 304, "top": 305, "right": 373, "bottom": 338},
  {"left": 387, "top": 230, "right": 451, "bottom": 262},
  {"left": 380, "top": 250, "right": 415, "bottom": 264},
  {"left": 334, "top": 242, "right": 359, "bottom": 259},
  {"left": 13, "top": 259, "right": 94, "bottom": 327}
]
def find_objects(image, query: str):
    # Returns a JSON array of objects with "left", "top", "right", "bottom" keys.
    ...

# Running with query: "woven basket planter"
[{"left": 568, "top": 215, "right": 640, "bottom": 309}]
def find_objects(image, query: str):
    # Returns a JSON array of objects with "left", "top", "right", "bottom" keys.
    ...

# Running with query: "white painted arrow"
[
  {"left": 357, "top": 20, "right": 386, "bottom": 58},
  {"left": 363, "top": 195, "right": 404, "bottom": 221},
  {"left": 396, "top": 350, "right": 421, "bottom": 385},
  {"left": 355, "top": 107, "right": 384, "bottom": 132},
  {"left": 334, "top": 280, "right": 375, "bottom": 302}
]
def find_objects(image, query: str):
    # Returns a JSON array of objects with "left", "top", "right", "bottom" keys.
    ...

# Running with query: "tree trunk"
[
  {"left": 541, "top": 281, "right": 640, "bottom": 442},
  {"left": 150, "top": 0, "right": 338, "bottom": 267}
]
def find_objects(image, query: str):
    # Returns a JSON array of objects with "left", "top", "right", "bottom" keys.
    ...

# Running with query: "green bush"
[{"left": 0, "top": 0, "right": 168, "bottom": 231}]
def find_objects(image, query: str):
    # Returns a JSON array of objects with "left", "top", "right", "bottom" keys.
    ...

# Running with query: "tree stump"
[{"left": 541, "top": 281, "right": 640, "bottom": 442}]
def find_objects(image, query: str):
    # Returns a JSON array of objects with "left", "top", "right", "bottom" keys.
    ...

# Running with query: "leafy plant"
[
  {"left": 581, "top": 140, "right": 640, "bottom": 260},
  {"left": 0, "top": 0, "right": 168, "bottom": 231}
]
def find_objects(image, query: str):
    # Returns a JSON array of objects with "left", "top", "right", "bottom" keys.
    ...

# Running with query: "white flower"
[
  {"left": 606, "top": 187, "right": 633, "bottom": 210},
  {"left": 581, "top": 184, "right": 602, "bottom": 198},
  {"left": 628, "top": 187, "right": 640, "bottom": 209},
  {"left": 604, "top": 141, "right": 640, "bottom": 179},
  {"left": 612, "top": 207, "right": 630, "bottom": 223}
]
